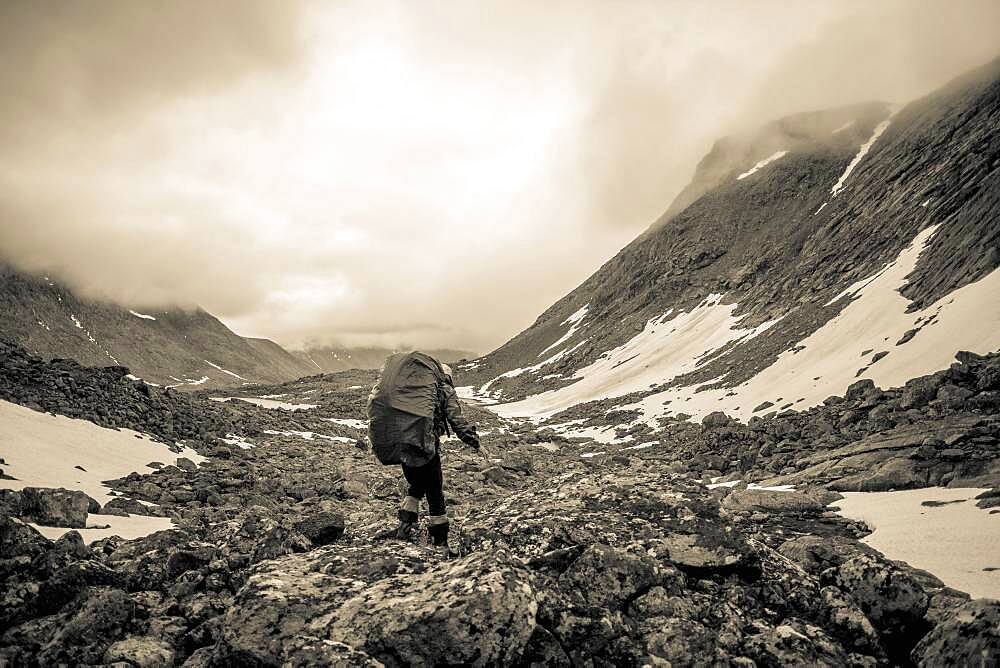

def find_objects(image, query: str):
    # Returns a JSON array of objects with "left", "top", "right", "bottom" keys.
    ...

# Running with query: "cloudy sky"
[{"left": 2, "top": 0, "right": 998, "bottom": 353}]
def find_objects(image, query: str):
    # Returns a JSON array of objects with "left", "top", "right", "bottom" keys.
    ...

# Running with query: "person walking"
[{"left": 367, "top": 352, "right": 480, "bottom": 556}]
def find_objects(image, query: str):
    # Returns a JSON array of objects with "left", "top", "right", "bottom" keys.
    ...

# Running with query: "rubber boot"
[
  {"left": 396, "top": 496, "right": 420, "bottom": 540},
  {"left": 427, "top": 515, "right": 452, "bottom": 558}
]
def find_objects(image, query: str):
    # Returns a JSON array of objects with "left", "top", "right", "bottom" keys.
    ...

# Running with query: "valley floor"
[{"left": 1, "top": 341, "right": 999, "bottom": 665}]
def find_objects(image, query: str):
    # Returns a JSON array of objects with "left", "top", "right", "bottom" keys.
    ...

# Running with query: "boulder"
[
  {"left": 647, "top": 531, "right": 752, "bottom": 573},
  {"left": 282, "top": 635, "right": 383, "bottom": 667},
  {"left": 294, "top": 511, "right": 346, "bottom": 546},
  {"left": 17, "top": 487, "right": 95, "bottom": 528},
  {"left": 500, "top": 447, "right": 534, "bottom": 474},
  {"left": 325, "top": 552, "right": 537, "bottom": 666},
  {"left": 827, "top": 554, "right": 930, "bottom": 662},
  {"left": 845, "top": 379, "right": 876, "bottom": 401},
  {"left": 103, "top": 636, "right": 175, "bottom": 668},
  {"left": 0, "top": 514, "right": 52, "bottom": 560},
  {"left": 721, "top": 488, "right": 824, "bottom": 515},
  {"left": 935, "top": 384, "right": 974, "bottom": 408},
  {"left": 899, "top": 376, "right": 941, "bottom": 409},
  {"left": 175, "top": 457, "right": 198, "bottom": 472},
  {"left": 778, "top": 536, "right": 874, "bottom": 575},
  {"left": 702, "top": 412, "right": 733, "bottom": 430},
  {"left": 557, "top": 544, "right": 665, "bottom": 609},
  {"left": 744, "top": 620, "right": 852, "bottom": 666},
  {"left": 829, "top": 457, "right": 924, "bottom": 492},
  {"left": 912, "top": 599, "right": 1000, "bottom": 666}
]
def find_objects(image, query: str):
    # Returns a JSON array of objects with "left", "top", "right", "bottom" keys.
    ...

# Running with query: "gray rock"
[
  {"left": 17, "top": 487, "right": 95, "bottom": 528},
  {"left": 912, "top": 599, "right": 1000, "bottom": 666},
  {"left": 103, "top": 636, "right": 175, "bottom": 668},
  {"left": 721, "top": 488, "right": 824, "bottom": 514},
  {"left": 325, "top": 552, "right": 538, "bottom": 666},
  {"left": 294, "top": 511, "right": 346, "bottom": 546},
  {"left": 175, "top": 457, "right": 198, "bottom": 472}
]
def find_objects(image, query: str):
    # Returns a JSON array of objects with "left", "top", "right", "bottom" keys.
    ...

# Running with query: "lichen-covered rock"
[
  {"left": 744, "top": 620, "right": 852, "bottom": 666},
  {"left": 556, "top": 544, "right": 664, "bottom": 609},
  {"left": 826, "top": 553, "right": 931, "bottom": 661},
  {"left": 721, "top": 488, "right": 825, "bottom": 515},
  {"left": 912, "top": 599, "right": 1000, "bottom": 666},
  {"left": 103, "top": 636, "right": 175, "bottom": 667},
  {"left": 324, "top": 552, "right": 537, "bottom": 667}
]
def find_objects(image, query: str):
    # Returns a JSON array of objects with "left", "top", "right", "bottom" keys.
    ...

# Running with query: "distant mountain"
[
  {"left": 292, "top": 345, "right": 475, "bottom": 373},
  {"left": 460, "top": 56, "right": 1000, "bottom": 430},
  {"left": 0, "top": 265, "right": 315, "bottom": 389}
]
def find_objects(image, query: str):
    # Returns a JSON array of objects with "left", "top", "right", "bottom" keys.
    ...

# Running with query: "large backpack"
[{"left": 366, "top": 352, "right": 448, "bottom": 466}]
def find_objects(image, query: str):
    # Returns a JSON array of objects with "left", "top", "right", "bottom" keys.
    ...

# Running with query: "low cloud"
[{"left": 1, "top": 0, "right": 997, "bottom": 353}]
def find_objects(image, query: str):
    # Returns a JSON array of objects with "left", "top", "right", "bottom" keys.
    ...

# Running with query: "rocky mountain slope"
[
  {"left": 1, "top": 340, "right": 998, "bottom": 665},
  {"left": 291, "top": 345, "right": 474, "bottom": 374},
  {"left": 0, "top": 265, "right": 315, "bottom": 389},
  {"left": 459, "top": 56, "right": 1000, "bottom": 433}
]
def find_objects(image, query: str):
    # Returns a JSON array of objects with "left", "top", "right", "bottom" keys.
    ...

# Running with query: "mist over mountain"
[{"left": 459, "top": 55, "right": 1000, "bottom": 434}]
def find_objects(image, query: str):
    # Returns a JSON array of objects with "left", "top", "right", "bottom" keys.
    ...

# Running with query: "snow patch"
[
  {"left": 627, "top": 224, "right": 1000, "bottom": 422},
  {"left": 211, "top": 397, "right": 318, "bottom": 411},
  {"left": 326, "top": 417, "right": 368, "bottom": 430},
  {"left": 831, "top": 119, "right": 891, "bottom": 196},
  {"left": 494, "top": 294, "right": 780, "bottom": 420},
  {"left": 538, "top": 304, "right": 590, "bottom": 357},
  {"left": 263, "top": 429, "right": 354, "bottom": 443},
  {"left": 834, "top": 487, "right": 999, "bottom": 599},
  {"left": 736, "top": 151, "right": 788, "bottom": 180},
  {"left": 129, "top": 310, "right": 157, "bottom": 321},
  {"left": 222, "top": 434, "right": 255, "bottom": 449},
  {"left": 831, "top": 120, "right": 854, "bottom": 134},
  {"left": 204, "top": 360, "right": 247, "bottom": 381},
  {"left": 0, "top": 400, "right": 204, "bottom": 505}
]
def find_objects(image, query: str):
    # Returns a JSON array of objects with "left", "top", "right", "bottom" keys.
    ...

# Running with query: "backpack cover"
[{"left": 366, "top": 351, "right": 447, "bottom": 466}]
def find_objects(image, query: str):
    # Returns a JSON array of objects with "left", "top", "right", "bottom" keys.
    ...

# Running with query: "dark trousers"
[{"left": 401, "top": 454, "right": 446, "bottom": 516}]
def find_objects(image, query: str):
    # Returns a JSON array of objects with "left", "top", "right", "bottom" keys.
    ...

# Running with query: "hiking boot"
[
  {"left": 435, "top": 542, "right": 456, "bottom": 559},
  {"left": 396, "top": 507, "right": 419, "bottom": 541},
  {"left": 427, "top": 515, "right": 449, "bottom": 546},
  {"left": 396, "top": 521, "right": 417, "bottom": 540}
]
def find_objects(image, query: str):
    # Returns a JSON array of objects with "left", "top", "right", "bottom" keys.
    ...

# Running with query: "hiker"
[{"left": 366, "top": 352, "right": 480, "bottom": 555}]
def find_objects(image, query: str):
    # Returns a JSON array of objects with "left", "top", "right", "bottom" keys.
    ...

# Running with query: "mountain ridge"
[
  {"left": 0, "top": 264, "right": 315, "bottom": 389},
  {"left": 458, "top": 55, "right": 1000, "bottom": 431}
]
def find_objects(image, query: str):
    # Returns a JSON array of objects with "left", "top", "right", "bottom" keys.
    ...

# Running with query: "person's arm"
[{"left": 442, "top": 383, "right": 479, "bottom": 449}]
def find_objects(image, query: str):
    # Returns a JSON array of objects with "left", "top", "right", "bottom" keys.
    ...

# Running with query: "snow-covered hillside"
[{"left": 459, "top": 57, "right": 1000, "bottom": 435}]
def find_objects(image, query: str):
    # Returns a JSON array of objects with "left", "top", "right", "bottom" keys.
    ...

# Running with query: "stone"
[
  {"left": 721, "top": 488, "right": 824, "bottom": 514},
  {"left": 103, "top": 636, "right": 175, "bottom": 668},
  {"left": 325, "top": 552, "right": 538, "bottom": 666},
  {"left": 912, "top": 599, "right": 1000, "bottom": 665},
  {"left": 778, "top": 536, "right": 874, "bottom": 575},
  {"left": 294, "top": 512, "right": 346, "bottom": 546},
  {"left": 828, "top": 554, "right": 930, "bottom": 661},
  {"left": 647, "top": 532, "right": 751, "bottom": 573},
  {"left": 744, "top": 620, "right": 852, "bottom": 666},
  {"left": 935, "top": 384, "right": 974, "bottom": 408},
  {"left": 937, "top": 448, "right": 966, "bottom": 461},
  {"left": 702, "top": 412, "right": 733, "bottom": 429},
  {"left": 17, "top": 487, "right": 93, "bottom": 528},
  {"left": 175, "top": 457, "right": 198, "bottom": 472},
  {"left": 899, "top": 376, "right": 940, "bottom": 409},
  {"left": 557, "top": 544, "right": 663, "bottom": 609},
  {"left": 500, "top": 447, "right": 534, "bottom": 474},
  {"left": 845, "top": 379, "right": 876, "bottom": 401}
]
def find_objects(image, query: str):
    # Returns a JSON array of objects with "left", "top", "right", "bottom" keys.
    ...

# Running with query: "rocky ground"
[
  {"left": 1, "top": 340, "right": 998, "bottom": 666},
  {"left": 536, "top": 350, "right": 1000, "bottom": 495}
]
